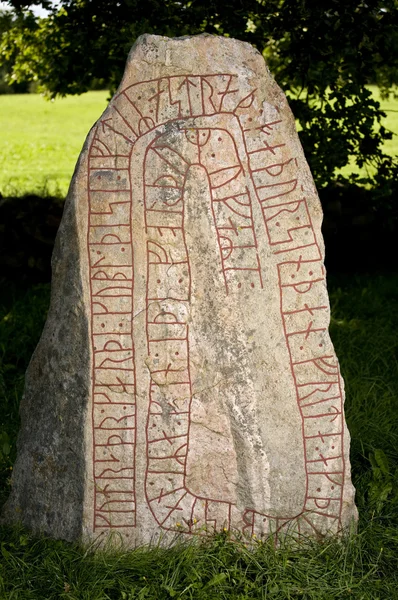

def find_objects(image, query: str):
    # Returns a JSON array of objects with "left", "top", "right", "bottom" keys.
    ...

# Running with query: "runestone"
[{"left": 2, "top": 34, "right": 357, "bottom": 545}]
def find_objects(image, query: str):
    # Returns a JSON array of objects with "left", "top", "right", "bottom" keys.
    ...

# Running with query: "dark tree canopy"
[{"left": 1, "top": 0, "right": 398, "bottom": 192}]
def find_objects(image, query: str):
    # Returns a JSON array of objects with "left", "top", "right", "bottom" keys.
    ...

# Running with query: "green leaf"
[
  {"left": 205, "top": 572, "right": 227, "bottom": 588},
  {"left": 374, "top": 448, "right": 390, "bottom": 475}
]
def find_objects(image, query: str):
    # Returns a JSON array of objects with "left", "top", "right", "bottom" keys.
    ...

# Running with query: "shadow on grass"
[{"left": 0, "top": 194, "right": 64, "bottom": 284}]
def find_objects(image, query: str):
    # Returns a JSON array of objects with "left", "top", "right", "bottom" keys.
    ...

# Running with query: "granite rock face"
[{"left": 2, "top": 34, "right": 357, "bottom": 545}]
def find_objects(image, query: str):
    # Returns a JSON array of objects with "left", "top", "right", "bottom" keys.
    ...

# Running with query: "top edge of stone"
[
  {"left": 114, "top": 32, "right": 268, "bottom": 101},
  {"left": 131, "top": 32, "right": 262, "bottom": 53},
  {"left": 128, "top": 33, "right": 264, "bottom": 65}
]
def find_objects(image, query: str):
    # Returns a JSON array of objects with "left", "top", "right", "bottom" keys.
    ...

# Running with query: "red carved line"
[
  {"left": 89, "top": 262, "right": 133, "bottom": 267},
  {"left": 91, "top": 146, "right": 105, "bottom": 155},
  {"left": 298, "top": 383, "right": 337, "bottom": 400},
  {"left": 216, "top": 190, "right": 249, "bottom": 201},
  {"left": 95, "top": 344, "right": 133, "bottom": 352},
  {"left": 234, "top": 89, "right": 256, "bottom": 111},
  {"left": 307, "top": 454, "right": 342, "bottom": 464},
  {"left": 297, "top": 380, "right": 339, "bottom": 387},
  {"left": 264, "top": 205, "right": 307, "bottom": 226},
  {"left": 95, "top": 466, "right": 134, "bottom": 475},
  {"left": 159, "top": 492, "right": 189, "bottom": 526},
  {"left": 148, "top": 433, "right": 188, "bottom": 444},
  {"left": 218, "top": 224, "right": 253, "bottom": 231},
  {"left": 208, "top": 161, "right": 241, "bottom": 178},
  {"left": 305, "top": 431, "right": 342, "bottom": 440},
  {"left": 94, "top": 403, "right": 135, "bottom": 407},
  {"left": 90, "top": 151, "right": 130, "bottom": 159},
  {"left": 93, "top": 332, "right": 132, "bottom": 337},
  {"left": 250, "top": 158, "right": 294, "bottom": 175},
  {"left": 93, "top": 306, "right": 131, "bottom": 314},
  {"left": 149, "top": 337, "right": 188, "bottom": 343},
  {"left": 152, "top": 143, "right": 190, "bottom": 166},
  {"left": 147, "top": 297, "right": 189, "bottom": 303},
  {"left": 95, "top": 476, "right": 135, "bottom": 482},
  {"left": 248, "top": 143, "right": 286, "bottom": 156},
  {"left": 119, "top": 73, "right": 238, "bottom": 97},
  {"left": 283, "top": 305, "right": 328, "bottom": 316},
  {"left": 286, "top": 327, "right": 327, "bottom": 338},
  {"left": 89, "top": 167, "right": 129, "bottom": 172},
  {"left": 94, "top": 524, "right": 135, "bottom": 529},
  {"left": 146, "top": 209, "right": 183, "bottom": 215},
  {"left": 114, "top": 104, "right": 139, "bottom": 138},
  {"left": 148, "top": 454, "right": 187, "bottom": 463},
  {"left": 96, "top": 486, "right": 135, "bottom": 493},
  {"left": 90, "top": 202, "right": 130, "bottom": 215},
  {"left": 300, "top": 395, "right": 342, "bottom": 408},
  {"left": 303, "top": 410, "right": 341, "bottom": 421},
  {"left": 273, "top": 243, "right": 319, "bottom": 256},
  {"left": 307, "top": 496, "right": 341, "bottom": 501},
  {"left": 305, "top": 510, "right": 341, "bottom": 520},
  {"left": 259, "top": 198, "right": 308, "bottom": 212},
  {"left": 95, "top": 366, "right": 135, "bottom": 373},
  {"left": 279, "top": 257, "right": 320, "bottom": 271},
  {"left": 308, "top": 471, "right": 343, "bottom": 478},
  {"left": 90, "top": 240, "right": 128, "bottom": 245},
  {"left": 95, "top": 426, "right": 135, "bottom": 432},
  {"left": 149, "top": 441, "right": 188, "bottom": 455},
  {"left": 151, "top": 147, "right": 187, "bottom": 176},
  {"left": 215, "top": 201, "right": 251, "bottom": 220},
  {"left": 93, "top": 136, "right": 112, "bottom": 155},
  {"left": 148, "top": 320, "right": 187, "bottom": 325},
  {"left": 256, "top": 177, "right": 298, "bottom": 193},
  {"left": 292, "top": 355, "right": 336, "bottom": 367},
  {"left": 256, "top": 254, "right": 264, "bottom": 289},
  {"left": 89, "top": 183, "right": 131, "bottom": 191},
  {"left": 224, "top": 266, "right": 261, "bottom": 272},
  {"left": 96, "top": 352, "right": 133, "bottom": 360},
  {"left": 148, "top": 486, "right": 186, "bottom": 504},
  {"left": 92, "top": 295, "right": 132, "bottom": 300},
  {"left": 268, "top": 227, "right": 313, "bottom": 248},
  {"left": 147, "top": 470, "right": 185, "bottom": 477},
  {"left": 100, "top": 118, "right": 135, "bottom": 146},
  {"left": 95, "top": 504, "right": 136, "bottom": 512},
  {"left": 147, "top": 183, "right": 181, "bottom": 190}
]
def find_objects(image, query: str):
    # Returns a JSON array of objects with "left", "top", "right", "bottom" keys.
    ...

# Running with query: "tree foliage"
[{"left": 1, "top": 0, "right": 398, "bottom": 190}]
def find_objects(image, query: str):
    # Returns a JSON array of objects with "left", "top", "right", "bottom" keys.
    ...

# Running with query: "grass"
[
  {"left": 0, "top": 275, "right": 398, "bottom": 599},
  {"left": 0, "top": 524, "right": 396, "bottom": 599},
  {"left": 0, "top": 87, "right": 397, "bottom": 197},
  {"left": 0, "top": 91, "right": 109, "bottom": 197},
  {"left": 373, "top": 88, "right": 398, "bottom": 158}
]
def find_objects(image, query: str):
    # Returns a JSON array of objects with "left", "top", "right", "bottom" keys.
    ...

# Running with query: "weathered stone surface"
[{"left": 2, "top": 34, "right": 357, "bottom": 545}]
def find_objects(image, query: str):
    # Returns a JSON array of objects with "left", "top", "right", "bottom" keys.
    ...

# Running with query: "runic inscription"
[
  {"left": 3, "top": 35, "right": 356, "bottom": 545},
  {"left": 88, "top": 68, "right": 350, "bottom": 539}
]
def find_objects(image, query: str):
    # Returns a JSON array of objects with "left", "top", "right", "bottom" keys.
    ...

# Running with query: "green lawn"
[
  {"left": 0, "top": 91, "right": 109, "bottom": 197},
  {"left": 0, "top": 87, "right": 397, "bottom": 197},
  {"left": 374, "top": 87, "right": 398, "bottom": 158}
]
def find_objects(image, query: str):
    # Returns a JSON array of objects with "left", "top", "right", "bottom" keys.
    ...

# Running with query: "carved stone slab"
[{"left": 2, "top": 34, "right": 357, "bottom": 545}]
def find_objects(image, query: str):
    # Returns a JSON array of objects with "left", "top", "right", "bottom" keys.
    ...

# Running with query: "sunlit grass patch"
[{"left": 0, "top": 91, "right": 108, "bottom": 197}]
